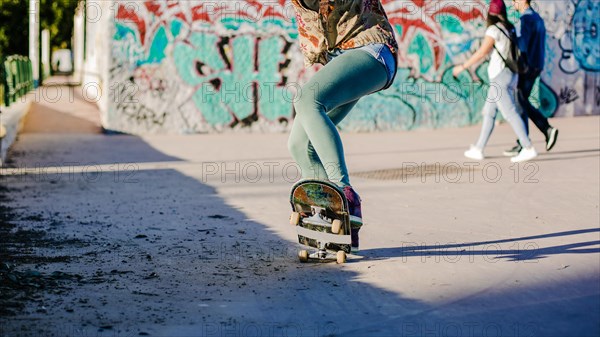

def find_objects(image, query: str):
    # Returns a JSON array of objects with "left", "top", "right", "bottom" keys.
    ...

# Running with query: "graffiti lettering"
[{"left": 105, "top": 0, "right": 596, "bottom": 134}]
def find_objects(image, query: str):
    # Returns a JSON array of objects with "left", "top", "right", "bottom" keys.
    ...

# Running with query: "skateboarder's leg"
[
  {"left": 289, "top": 49, "right": 388, "bottom": 252},
  {"left": 290, "top": 49, "right": 387, "bottom": 186},
  {"left": 288, "top": 122, "right": 328, "bottom": 180},
  {"left": 288, "top": 101, "right": 359, "bottom": 182}
]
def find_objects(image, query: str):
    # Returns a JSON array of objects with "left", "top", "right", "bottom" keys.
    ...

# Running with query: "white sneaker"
[
  {"left": 510, "top": 146, "right": 538, "bottom": 163},
  {"left": 464, "top": 145, "right": 484, "bottom": 160}
]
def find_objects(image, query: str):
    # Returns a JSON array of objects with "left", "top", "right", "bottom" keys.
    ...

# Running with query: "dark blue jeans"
[{"left": 517, "top": 70, "right": 550, "bottom": 135}]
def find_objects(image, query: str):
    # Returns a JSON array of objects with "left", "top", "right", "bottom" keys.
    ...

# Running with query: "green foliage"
[
  {"left": 0, "top": 0, "right": 29, "bottom": 57},
  {"left": 0, "top": 0, "right": 81, "bottom": 57},
  {"left": 40, "top": 0, "right": 82, "bottom": 51}
]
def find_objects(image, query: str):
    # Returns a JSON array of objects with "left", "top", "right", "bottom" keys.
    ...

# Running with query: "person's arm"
[{"left": 452, "top": 36, "right": 495, "bottom": 77}]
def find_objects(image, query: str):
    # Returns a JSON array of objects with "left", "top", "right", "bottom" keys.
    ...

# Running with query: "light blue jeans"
[
  {"left": 475, "top": 68, "right": 532, "bottom": 150},
  {"left": 288, "top": 45, "right": 395, "bottom": 187}
]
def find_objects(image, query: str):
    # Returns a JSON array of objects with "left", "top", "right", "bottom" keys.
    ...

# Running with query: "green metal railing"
[{"left": 1, "top": 55, "right": 34, "bottom": 107}]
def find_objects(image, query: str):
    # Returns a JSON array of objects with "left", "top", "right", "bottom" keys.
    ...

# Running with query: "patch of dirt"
[{"left": 0, "top": 185, "right": 88, "bottom": 317}]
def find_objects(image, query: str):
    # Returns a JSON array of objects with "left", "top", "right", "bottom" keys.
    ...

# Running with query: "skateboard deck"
[{"left": 289, "top": 179, "right": 351, "bottom": 263}]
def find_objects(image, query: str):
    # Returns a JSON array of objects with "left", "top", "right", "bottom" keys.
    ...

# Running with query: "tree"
[
  {"left": 40, "top": 0, "right": 82, "bottom": 51},
  {"left": 0, "top": 0, "right": 81, "bottom": 57},
  {"left": 0, "top": 0, "right": 29, "bottom": 57}
]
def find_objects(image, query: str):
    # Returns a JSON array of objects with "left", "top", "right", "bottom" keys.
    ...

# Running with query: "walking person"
[
  {"left": 288, "top": 0, "right": 398, "bottom": 252},
  {"left": 504, "top": 0, "right": 558, "bottom": 156},
  {"left": 453, "top": 0, "right": 537, "bottom": 162}
]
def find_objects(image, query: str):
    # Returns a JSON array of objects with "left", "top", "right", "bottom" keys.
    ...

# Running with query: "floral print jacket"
[{"left": 291, "top": 0, "right": 398, "bottom": 67}]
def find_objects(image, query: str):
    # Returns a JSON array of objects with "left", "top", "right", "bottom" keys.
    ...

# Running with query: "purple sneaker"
[
  {"left": 350, "top": 230, "right": 360, "bottom": 252},
  {"left": 343, "top": 186, "right": 362, "bottom": 251}
]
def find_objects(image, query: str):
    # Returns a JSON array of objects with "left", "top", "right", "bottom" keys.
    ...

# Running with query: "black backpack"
[{"left": 493, "top": 24, "right": 529, "bottom": 75}]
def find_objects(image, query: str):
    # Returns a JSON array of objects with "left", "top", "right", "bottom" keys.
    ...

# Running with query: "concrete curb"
[{"left": 0, "top": 91, "right": 36, "bottom": 166}]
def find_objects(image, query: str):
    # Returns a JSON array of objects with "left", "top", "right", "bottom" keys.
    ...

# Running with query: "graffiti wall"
[
  {"left": 107, "top": 0, "right": 310, "bottom": 133},
  {"left": 537, "top": 0, "right": 600, "bottom": 116},
  {"left": 98, "top": 0, "right": 599, "bottom": 133}
]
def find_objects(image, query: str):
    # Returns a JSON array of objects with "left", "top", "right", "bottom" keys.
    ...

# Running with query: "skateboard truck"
[
  {"left": 302, "top": 206, "right": 335, "bottom": 227},
  {"left": 298, "top": 241, "right": 346, "bottom": 263}
]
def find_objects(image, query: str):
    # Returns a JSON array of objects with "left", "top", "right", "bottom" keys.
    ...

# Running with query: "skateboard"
[{"left": 289, "top": 179, "right": 351, "bottom": 263}]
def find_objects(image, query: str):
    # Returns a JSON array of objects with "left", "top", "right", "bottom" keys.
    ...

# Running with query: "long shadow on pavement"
[
  {"left": 0, "top": 134, "right": 428, "bottom": 337},
  {"left": 362, "top": 228, "right": 600, "bottom": 261},
  {"left": 1, "top": 134, "right": 598, "bottom": 337}
]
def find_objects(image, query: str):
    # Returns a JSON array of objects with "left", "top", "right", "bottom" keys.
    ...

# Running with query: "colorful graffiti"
[
  {"left": 572, "top": 0, "right": 600, "bottom": 72},
  {"left": 537, "top": 0, "right": 600, "bottom": 116},
  {"left": 105, "top": 0, "right": 598, "bottom": 133},
  {"left": 547, "top": 0, "right": 598, "bottom": 75},
  {"left": 385, "top": 0, "right": 487, "bottom": 80},
  {"left": 343, "top": 0, "right": 490, "bottom": 130},
  {"left": 110, "top": 0, "right": 307, "bottom": 133}
]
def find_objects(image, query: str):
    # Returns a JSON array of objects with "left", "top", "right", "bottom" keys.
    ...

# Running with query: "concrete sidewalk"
[
  {"left": 0, "top": 93, "right": 598, "bottom": 336},
  {"left": 0, "top": 76, "right": 102, "bottom": 165}
]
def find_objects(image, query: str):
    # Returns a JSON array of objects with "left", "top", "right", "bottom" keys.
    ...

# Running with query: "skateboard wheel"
[
  {"left": 331, "top": 219, "right": 342, "bottom": 234},
  {"left": 298, "top": 250, "right": 309, "bottom": 262},
  {"left": 290, "top": 212, "right": 301, "bottom": 226},
  {"left": 336, "top": 250, "right": 346, "bottom": 264}
]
